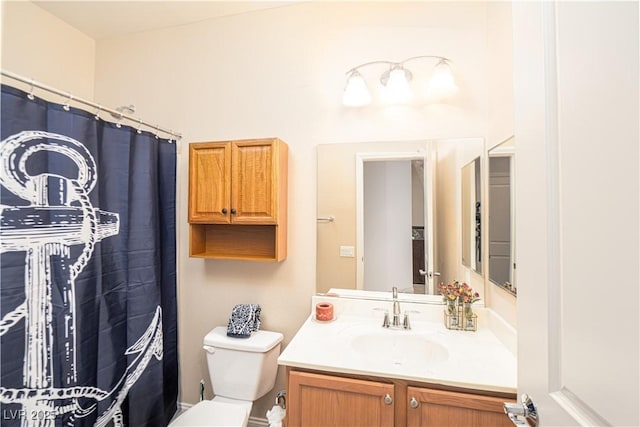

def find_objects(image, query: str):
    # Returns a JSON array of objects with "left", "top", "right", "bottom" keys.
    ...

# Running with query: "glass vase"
[
  {"left": 463, "top": 302, "right": 474, "bottom": 318},
  {"left": 446, "top": 298, "right": 458, "bottom": 316},
  {"left": 463, "top": 302, "right": 477, "bottom": 331}
]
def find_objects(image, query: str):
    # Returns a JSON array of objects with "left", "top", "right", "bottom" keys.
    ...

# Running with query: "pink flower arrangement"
[
  {"left": 459, "top": 282, "right": 481, "bottom": 304},
  {"left": 438, "top": 281, "right": 480, "bottom": 304}
]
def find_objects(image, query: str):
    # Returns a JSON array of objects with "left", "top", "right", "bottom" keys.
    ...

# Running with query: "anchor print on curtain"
[{"left": 0, "top": 85, "right": 178, "bottom": 426}]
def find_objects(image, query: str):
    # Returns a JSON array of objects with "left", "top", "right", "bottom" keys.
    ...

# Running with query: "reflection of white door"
[
  {"left": 363, "top": 161, "right": 413, "bottom": 292},
  {"left": 489, "top": 156, "right": 512, "bottom": 287},
  {"left": 356, "top": 150, "right": 433, "bottom": 293},
  {"left": 513, "top": 1, "right": 638, "bottom": 426}
]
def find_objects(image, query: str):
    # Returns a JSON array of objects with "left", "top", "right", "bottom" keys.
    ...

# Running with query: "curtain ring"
[
  {"left": 116, "top": 111, "right": 123, "bottom": 128},
  {"left": 154, "top": 125, "right": 160, "bottom": 139},
  {"left": 94, "top": 104, "right": 102, "bottom": 120},
  {"left": 137, "top": 118, "right": 143, "bottom": 134},
  {"left": 27, "top": 79, "right": 35, "bottom": 100},
  {"left": 63, "top": 92, "right": 73, "bottom": 111}
]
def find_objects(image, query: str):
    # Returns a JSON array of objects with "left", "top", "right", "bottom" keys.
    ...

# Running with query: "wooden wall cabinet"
[
  {"left": 286, "top": 369, "right": 515, "bottom": 427},
  {"left": 188, "top": 138, "right": 288, "bottom": 261}
]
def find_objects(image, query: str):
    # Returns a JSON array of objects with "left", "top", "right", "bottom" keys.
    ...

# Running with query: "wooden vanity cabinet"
[
  {"left": 188, "top": 138, "right": 288, "bottom": 261},
  {"left": 406, "top": 386, "right": 515, "bottom": 427},
  {"left": 287, "top": 371, "right": 395, "bottom": 427},
  {"left": 286, "top": 369, "right": 515, "bottom": 427}
]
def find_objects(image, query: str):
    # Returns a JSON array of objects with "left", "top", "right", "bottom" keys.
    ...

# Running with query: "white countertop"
[{"left": 278, "top": 291, "right": 517, "bottom": 394}]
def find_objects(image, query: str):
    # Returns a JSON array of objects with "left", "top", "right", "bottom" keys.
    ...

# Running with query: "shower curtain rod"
[{"left": 1, "top": 69, "right": 182, "bottom": 140}]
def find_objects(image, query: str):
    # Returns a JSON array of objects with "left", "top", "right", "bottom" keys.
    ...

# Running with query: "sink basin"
[{"left": 350, "top": 331, "right": 449, "bottom": 366}]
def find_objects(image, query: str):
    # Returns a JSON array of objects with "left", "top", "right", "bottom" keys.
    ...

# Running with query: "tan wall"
[
  {"left": 1, "top": 1, "right": 95, "bottom": 99},
  {"left": 91, "top": 3, "right": 493, "bottom": 418},
  {"left": 1, "top": 1, "right": 518, "bottom": 420}
]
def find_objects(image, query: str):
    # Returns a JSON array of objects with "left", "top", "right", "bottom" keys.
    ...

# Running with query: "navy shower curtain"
[{"left": 0, "top": 84, "right": 178, "bottom": 426}]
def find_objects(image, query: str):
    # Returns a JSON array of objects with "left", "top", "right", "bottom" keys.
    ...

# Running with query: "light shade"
[
  {"left": 342, "top": 71, "right": 371, "bottom": 107},
  {"left": 383, "top": 66, "right": 412, "bottom": 104},
  {"left": 342, "top": 56, "right": 458, "bottom": 107},
  {"left": 426, "top": 60, "right": 459, "bottom": 100}
]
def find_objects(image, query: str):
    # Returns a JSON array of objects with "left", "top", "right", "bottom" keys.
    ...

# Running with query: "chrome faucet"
[
  {"left": 382, "top": 287, "right": 410, "bottom": 329},
  {"left": 392, "top": 287, "right": 401, "bottom": 327}
]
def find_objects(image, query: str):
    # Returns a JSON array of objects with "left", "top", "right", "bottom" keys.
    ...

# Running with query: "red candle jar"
[{"left": 315, "top": 302, "right": 334, "bottom": 321}]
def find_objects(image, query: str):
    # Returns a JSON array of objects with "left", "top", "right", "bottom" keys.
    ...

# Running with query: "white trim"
[
  {"left": 488, "top": 145, "right": 514, "bottom": 156},
  {"left": 542, "top": 0, "right": 563, "bottom": 398},
  {"left": 550, "top": 390, "right": 611, "bottom": 427}
]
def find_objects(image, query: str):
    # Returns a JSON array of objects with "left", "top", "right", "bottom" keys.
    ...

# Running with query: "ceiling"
[{"left": 32, "top": 1, "right": 299, "bottom": 40}]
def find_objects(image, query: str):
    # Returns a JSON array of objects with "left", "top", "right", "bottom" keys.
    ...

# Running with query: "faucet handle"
[
  {"left": 382, "top": 312, "right": 390, "bottom": 328},
  {"left": 403, "top": 313, "right": 411, "bottom": 330},
  {"left": 392, "top": 287, "right": 398, "bottom": 299}
]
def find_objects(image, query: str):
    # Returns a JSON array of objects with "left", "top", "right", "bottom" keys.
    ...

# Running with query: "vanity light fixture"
[{"left": 342, "top": 55, "right": 458, "bottom": 107}]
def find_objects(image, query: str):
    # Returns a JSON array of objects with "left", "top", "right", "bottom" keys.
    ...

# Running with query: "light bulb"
[
  {"left": 342, "top": 71, "right": 371, "bottom": 107},
  {"left": 426, "top": 60, "right": 459, "bottom": 100}
]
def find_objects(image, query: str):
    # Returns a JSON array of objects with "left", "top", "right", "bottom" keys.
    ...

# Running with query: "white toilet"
[{"left": 171, "top": 326, "right": 284, "bottom": 427}]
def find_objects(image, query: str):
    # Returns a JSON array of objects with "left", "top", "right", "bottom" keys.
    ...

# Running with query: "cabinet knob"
[
  {"left": 410, "top": 397, "right": 419, "bottom": 409},
  {"left": 221, "top": 208, "right": 228, "bottom": 214},
  {"left": 383, "top": 394, "right": 393, "bottom": 405},
  {"left": 230, "top": 208, "right": 237, "bottom": 214}
]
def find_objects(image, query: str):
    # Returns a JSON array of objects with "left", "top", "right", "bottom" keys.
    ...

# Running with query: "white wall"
[{"left": 1, "top": 1, "right": 516, "bottom": 419}]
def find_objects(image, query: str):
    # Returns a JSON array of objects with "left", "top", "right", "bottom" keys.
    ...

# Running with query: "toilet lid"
[
  {"left": 170, "top": 400, "right": 249, "bottom": 426},
  {"left": 203, "top": 327, "right": 283, "bottom": 352}
]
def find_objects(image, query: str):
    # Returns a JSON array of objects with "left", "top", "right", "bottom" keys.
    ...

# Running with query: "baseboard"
[
  {"left": 248, "top": 416, "right": 269, "bottom": 427},
  {"left": 175, "top": 401, "right": 192, "bottom": 416},
  {"left": 174, "top": 402, "right": 269, "bottom": 427}
]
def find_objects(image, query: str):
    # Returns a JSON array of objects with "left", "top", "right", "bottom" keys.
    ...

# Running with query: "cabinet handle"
[
  {"left": 383, "top": 394, "right": 393, "bottom": 405},
  {"left": 230, "top": 208, "right": 237, "bottom": 214},
  {"left": 221, "top": 208, "right": 228, "bottom": 214},
  {"left": 410, "top": 397, "right": 419, "bottom": 409}
]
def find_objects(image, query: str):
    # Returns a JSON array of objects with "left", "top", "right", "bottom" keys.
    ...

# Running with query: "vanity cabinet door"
[
  {"left": 287, "top": 371, "right": 395, "bottom": 427},
  {"left": 406, "top": 386, "right": 514, "bottom": 427}
]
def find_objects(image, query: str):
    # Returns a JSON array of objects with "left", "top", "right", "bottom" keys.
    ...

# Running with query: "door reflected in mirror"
[
  {"left": 358, "top": 154, "right": 431, "bottom": 294},
  {"left": 488, "top": 137, "right": 516, "bottom": 295}
]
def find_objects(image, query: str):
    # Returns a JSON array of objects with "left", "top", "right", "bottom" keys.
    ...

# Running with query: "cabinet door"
[
  {"left": 231, "top": 139, "right": 278, "bottom": 224},
  {"left": 188, "top": 142, "right": 231, "bottom": 223},
  {"left": 406, "top": 387, "right": 514, "bottom": 427},
  {"left": 288, "top": 371, "right": 395, "bottom": 427}
]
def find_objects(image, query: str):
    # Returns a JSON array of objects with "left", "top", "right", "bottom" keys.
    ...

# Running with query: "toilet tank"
[{"left": 203, "top": 327, "right": 283, "bottom": 401}]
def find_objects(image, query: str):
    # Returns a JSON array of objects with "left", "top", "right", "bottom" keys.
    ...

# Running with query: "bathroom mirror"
[
  {"left": 461, "top": 157, "right": 482, "bottom": 275},
  {"left": 316, "top": 138, "right": 484, "bottom": 296},
  {"left": 488, "top": 136, "right": 516, "bottom": 295}
]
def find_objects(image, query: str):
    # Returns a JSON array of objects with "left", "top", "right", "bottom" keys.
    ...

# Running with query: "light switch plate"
[{"left": 339, "top": 245, "right": 355, "bottom": 257}]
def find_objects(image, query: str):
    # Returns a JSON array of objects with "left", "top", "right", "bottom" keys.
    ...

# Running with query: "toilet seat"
[{"left": 169, "top": 400, "right": 249, "bottom": 427}]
